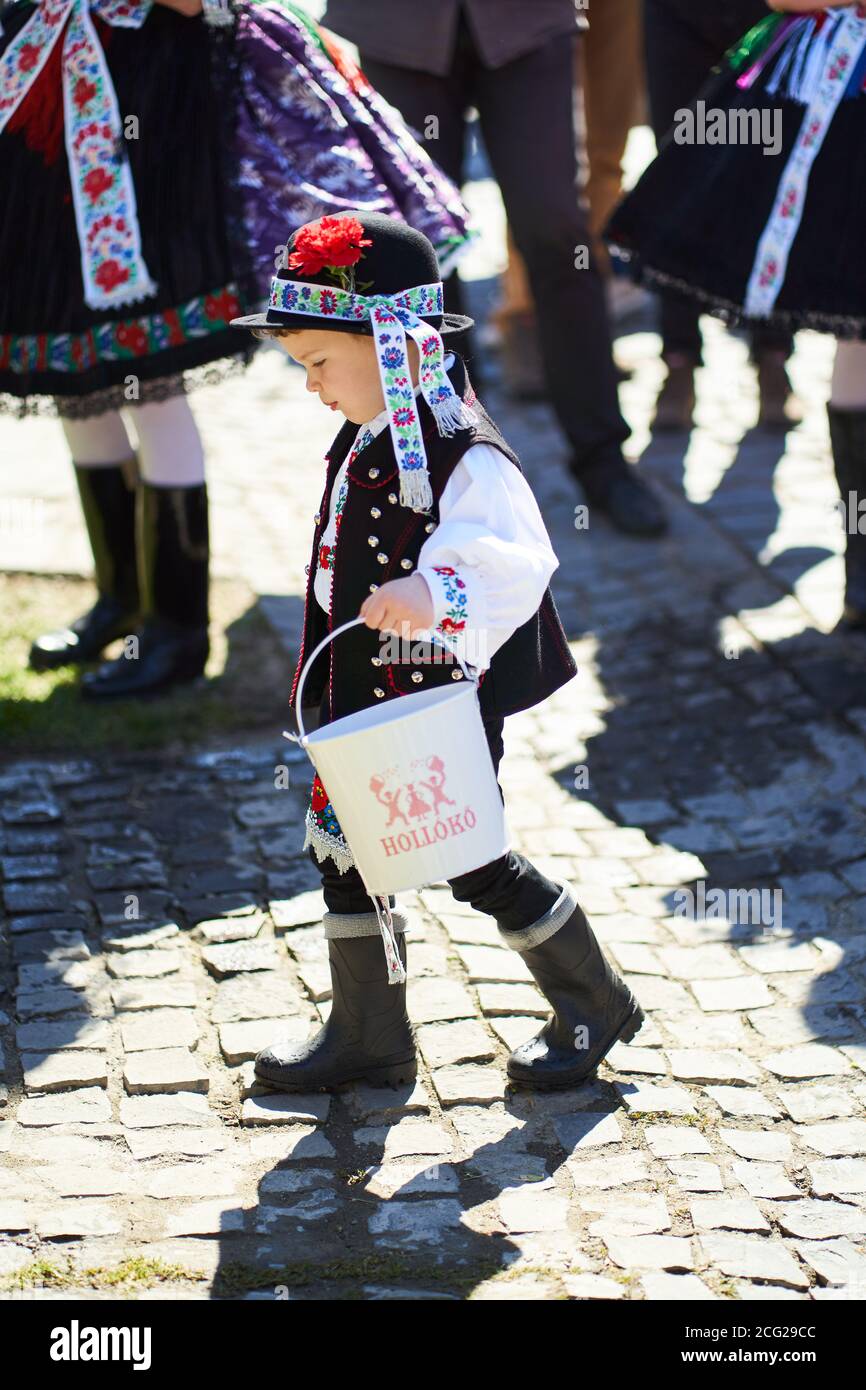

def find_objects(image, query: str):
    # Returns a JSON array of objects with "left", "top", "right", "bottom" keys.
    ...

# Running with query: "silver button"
[
  {"left": 451, "top": 669, "right": 463, "bottom": 680},
  {"left": 369, "top": 583, "right": 379, "bottom": 593},
  {"left": 387, "top": 493, "right": 398, "bottom": 504},
  {"left": 424, "top": 522, "right": 435, "bottom": 533},
  {"left": 400, "top": 559, "right": 413, "bottom": 571},
  {"left": 304, "top": 564, "right": 310, "bottom": 575},
  {"left": 368, "top": 467, "right": 380, "bottom": 479},
  {"left": 373, "top": 687, "right": 385, "bottom": 698},
  {"left": 368, "top": 535, "right": 379, "bottom": 546},
  {"left": 370, "top": 507, "right": 381, "bottom": 519},
  {"left": 314, "top": 513, "right": 322, "bottom": 525},
  {"left": 371, "top": 656, "right": 382, "bottom": 667},
  {"left": 376, "top": 553, "right": 388, "bottom": 565},
  {"left": 411, "top": 671, "right": 423, "bottom": 683}
]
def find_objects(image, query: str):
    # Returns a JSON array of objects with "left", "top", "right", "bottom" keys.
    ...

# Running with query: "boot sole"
[
  {"left": 28, "top": 617, "right": 140, "bottom": 671},
  {"left": 506, "top": 999, "right": 646, "bottom": 1092},
  {"left": 253, "top": 1056, "right": 418, "bottom": 1093}
]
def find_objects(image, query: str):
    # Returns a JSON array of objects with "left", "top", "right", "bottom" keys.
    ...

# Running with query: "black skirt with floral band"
[
  {"left": 0, "top": 2, "right": 257, "bottom": 417},
  {"left": 0, "top": 0, "right": 474, "bottom": 419},
  {"left": 605, "top": 6, "right": 866, "bottom": 341}
]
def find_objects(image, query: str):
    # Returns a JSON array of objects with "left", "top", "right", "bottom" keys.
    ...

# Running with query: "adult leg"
[
  {"left": 81, "top": 395, "right": 210, "bottom": 699},
  {"left": 29, "top": 410, "right": 139, "bottom": 670},
  {"left": 582, "top": 0, "right": 645, "bottom": 266},
  {"left": 828, "top": 340, "right": 866, "bottom": 627},
  {"left": 643, "top": 0, "right": 719, "bottom": 429},
  {"left": 474, "top": 33, "right": 666, "bottom": 536},
  {"left": 357, "top": 39, "right": 476, "bottom": 360}
]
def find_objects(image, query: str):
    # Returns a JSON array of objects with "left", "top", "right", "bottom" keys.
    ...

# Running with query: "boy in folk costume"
[{"left": 232, "top": 211, "right": 644, "bottom": 1091}]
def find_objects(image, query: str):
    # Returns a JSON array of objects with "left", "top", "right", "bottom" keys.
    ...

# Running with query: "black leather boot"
[
  {"left": 81, "top": 481, "right": 210, "bottom": 699},
  {"left": 828, "top": 404, "right": 866, "bottom": 629},
  {"left": 574, "top": 451, "right": 669, "bottom": 538},
  {"left": 501, "top": 887, "right": 645, "bottom": 1089},
  {"left": 29, "top": 459, "right": 139, "bottom": 670},
  {"left": 255, "top": 914, "right": 416, "bottom": 1091}
]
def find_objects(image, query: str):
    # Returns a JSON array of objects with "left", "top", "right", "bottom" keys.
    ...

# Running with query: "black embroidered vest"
[{"left": 289, "top": 354, "right": 577, "bottom": 723}]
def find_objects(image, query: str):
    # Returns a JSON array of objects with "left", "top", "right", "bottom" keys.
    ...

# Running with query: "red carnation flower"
[{"left": 288, "top": 215, "right": 372, "bottom": 276}]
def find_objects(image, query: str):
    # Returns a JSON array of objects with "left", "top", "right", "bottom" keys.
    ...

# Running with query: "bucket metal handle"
[
  {"left": 280, "top": 616, "right": 480, "bottom": 987},
  {"left": 284, "top": 614, "right": 479, "bottom": 745}
]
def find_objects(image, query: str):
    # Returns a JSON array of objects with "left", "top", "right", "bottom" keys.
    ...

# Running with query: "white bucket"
[{"left": 288, "top": 618, "right": 509, "bottom": 896}]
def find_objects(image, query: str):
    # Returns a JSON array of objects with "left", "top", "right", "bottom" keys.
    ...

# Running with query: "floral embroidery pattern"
[
  {"left": 316, "top": 426, "right": 375, "bottom": 578},
  {"left": 303, "top": 773, "right": 355, "bottom": 874},
  {"left": 744, "top": 9, "right": 866, "bottom": 317},
  {"left": 432, "top": 564, "right": 468, "bottom": 635},
  {"left": 0, "top": 0, "right": 158, "bottom": 311},
  {"left": 0, "top": 284, "right": 242, "bottom": 376},
  {"left": 267, "top": 276, "right": 476, "bottom": 512}
]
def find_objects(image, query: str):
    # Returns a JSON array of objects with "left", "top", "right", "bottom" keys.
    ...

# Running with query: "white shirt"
[{"left": 313, "top": 355, "right": 559, "bottom": 671}]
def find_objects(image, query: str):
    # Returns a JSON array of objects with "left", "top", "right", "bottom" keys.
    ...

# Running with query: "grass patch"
[
  {"left": 1, "top": 1255, "right": 206, "bottom": 1294},
  {"left": 2, "top": 1251, "right": 512, "bottom": 1299},
  {"left": 0, "top": 572, "right": 292, "bottom": 753}
]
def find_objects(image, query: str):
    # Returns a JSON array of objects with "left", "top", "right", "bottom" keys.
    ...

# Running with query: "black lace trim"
[
  {"left": 607, "top": 244, "right": 866, "bottom": 342},
  {"left": 0, "top": 352, "right": 255, "bottom": 421}
]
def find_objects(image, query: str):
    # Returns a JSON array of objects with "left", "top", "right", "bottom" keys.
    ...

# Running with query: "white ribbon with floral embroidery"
[
  {"left": 268, "top": 276, "right": 477, "bottom": 512},
  {"left": 0, "top": 0, "right": 157, "bottom": 311},
  {"left": 744, "top": 7, "right": 866, "bottom": 319}
]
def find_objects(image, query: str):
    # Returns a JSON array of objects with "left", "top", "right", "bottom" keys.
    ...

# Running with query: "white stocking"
[
  {"left": 60, "top": 410, "right": 134, "bottom": 466},
  {"left": 126, "top": 395, "right": 206, "bottom": 486}
]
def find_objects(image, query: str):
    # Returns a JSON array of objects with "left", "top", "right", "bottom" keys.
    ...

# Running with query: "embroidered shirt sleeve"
[{"left": 416, "top": 442, "right": 559, "bottom": 668}]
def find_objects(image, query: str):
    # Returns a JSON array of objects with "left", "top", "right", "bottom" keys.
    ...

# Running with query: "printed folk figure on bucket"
[{"left": 230, "top": 209, "right": 646, "bottom": 1094}]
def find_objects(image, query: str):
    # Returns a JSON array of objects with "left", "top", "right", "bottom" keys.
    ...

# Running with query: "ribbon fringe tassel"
[
  {"left": 430, "top": 394, "right": 479, "bottom": 437},
  {"left": 398, "top": 468, "right": 434, "bottom": 513}
]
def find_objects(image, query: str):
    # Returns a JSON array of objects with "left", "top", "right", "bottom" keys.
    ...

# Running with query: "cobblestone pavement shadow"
[{"left": 2, "top": 301, "right": 866, "bottom": 1299}]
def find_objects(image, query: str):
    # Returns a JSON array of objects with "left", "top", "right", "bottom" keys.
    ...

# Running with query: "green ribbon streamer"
[{"left": 724, "top": 12, "right": 787, "bottom": 74}]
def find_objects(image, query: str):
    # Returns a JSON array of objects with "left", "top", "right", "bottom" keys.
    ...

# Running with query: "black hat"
[{"left": 230, "top": 210, "right": 473, "bottom": 335}]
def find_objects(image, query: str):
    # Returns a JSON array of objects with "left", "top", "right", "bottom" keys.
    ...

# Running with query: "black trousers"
[
  {"left": 359, "top": 13, "right": 630, "bottom": 474},
  {"left": 312, "top": 713, "right": 565, "bottom": 932},
  {"left": 643, "top": 0, "right": 794, "bottom": 365}
]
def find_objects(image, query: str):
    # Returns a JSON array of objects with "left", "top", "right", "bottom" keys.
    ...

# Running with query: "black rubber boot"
[
  {"left": 81, "top": 481, "right": 210, "bottom": 699},
  {"left": 29, "top": 460, "right": 139, "bottom": 670},
  {"left": 255, "top": 920, "right": 416, "bottom": 1091},
  {"left": 828, "top": 404, "right": 866, "bottom": 629},
  {"left": 502, "top": 893, "right": 645, "bottom": 1090}
]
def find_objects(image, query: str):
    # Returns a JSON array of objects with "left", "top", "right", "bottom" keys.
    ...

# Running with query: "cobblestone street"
[{"left": 2, "top": 270, "right": 866, "bottom": 1299}]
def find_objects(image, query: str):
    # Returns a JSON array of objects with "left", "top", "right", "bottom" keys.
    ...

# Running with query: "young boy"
[{"left": 231, "top": 210, "right": 644, "bottom": 1091}]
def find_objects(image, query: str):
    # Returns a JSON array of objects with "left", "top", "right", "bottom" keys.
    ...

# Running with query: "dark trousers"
[
  {"left": 312, "top": 713, "right": 564, "bottom": 931},
  {"left": 359, "top": 13, "right": 630, "bottom": 474},
  {"left": 643, "top": 0, "right": 794, "bottom": 365}
]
